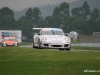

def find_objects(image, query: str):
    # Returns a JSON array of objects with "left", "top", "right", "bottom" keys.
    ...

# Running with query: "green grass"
[
  {"left": 19, "top": 42, "right": 32, "bottom": 45},
  {"left": 0, "top": 47, "right": 100, "bottom": 75}
]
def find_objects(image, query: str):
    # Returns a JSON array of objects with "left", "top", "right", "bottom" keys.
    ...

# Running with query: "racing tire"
[
  {"left": 65, "top": 44, "right": 71, "bottom": 51},
  {"left": 15, "top": 43, "right": 19, "bottom": 47},
  {"left": 38, "top": 38, "right": 43, "bottom": 49},
  {"left": 32, "top": 39, "right": 38, "bottom": 48},
  {"left": 17, "top": 43, "right": 19, "bottom": 47},
  {"left": 32, "top": 39, "right": 35, "bottom": 48},
  {"left": 65, "top": 46, "right": 71, "bottom": 51},
  {"left": 1, "top": 43, "right": 6, "bottom": 47},
  {"left": 1, "top": 43, "right": 3, "bottom": 47},
  {"left": 59, "top": 49, "right": 64, "bottom": 50},
  {"left": 65, "top": 48, "right": 71, "bottom": 51}
]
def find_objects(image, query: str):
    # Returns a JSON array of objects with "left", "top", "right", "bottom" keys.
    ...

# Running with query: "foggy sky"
[{"left": 0, "top": 0, "right": 78, "bottom": 11}]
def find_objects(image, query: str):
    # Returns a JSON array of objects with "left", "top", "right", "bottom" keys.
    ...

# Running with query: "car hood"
[
  {"left": 5, "top": 40, "right": 15, "bottom": 44},
  {"left": 41, "top": 35, "right": 69, "bottom": 41}
]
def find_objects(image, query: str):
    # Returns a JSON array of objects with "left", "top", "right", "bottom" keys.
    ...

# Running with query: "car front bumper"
[
  {"left": 40, "top": 43, "right": 71, "bottom": 49},
  {"left": 2, "top": 43, "right": 18, "bottom": 46}
]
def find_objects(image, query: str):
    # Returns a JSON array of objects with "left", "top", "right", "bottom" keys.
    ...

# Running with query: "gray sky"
[{"left": 0, "top": 0, "right": 78, "bottom": 11}]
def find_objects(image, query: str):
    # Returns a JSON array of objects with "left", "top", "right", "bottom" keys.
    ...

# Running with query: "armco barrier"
[{"left": 79, "top": 35, "right": 100, "bottom": 43}]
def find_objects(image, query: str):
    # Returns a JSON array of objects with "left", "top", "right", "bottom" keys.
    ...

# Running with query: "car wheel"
[
  {"left": 59, "top": 49, "right": 64, "bottom": 50},
  {"left": 17, "top": 43, "right": 19, "bottom": 47},
  {"left": 38, "top": 38, "right": 43, "bottom": 49},
  {"left": 65, "top": 44, "right": 71, "bottom": 51},
  {"left": 65, "top": 47, "right": 71, "bottom": 51},
  {"left": 65, "top": 48, "right": 70, "bottom": 51},
  {"left": 32, "top": 39, "right": 35, "bottom": 48},
  {"left": 1, "top": 43, "right": 3, "bottom": 47}
]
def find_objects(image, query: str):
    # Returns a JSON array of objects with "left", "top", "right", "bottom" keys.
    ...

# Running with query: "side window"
[{"left": 39, "top": 31, "right": 42, "bottom": 35}]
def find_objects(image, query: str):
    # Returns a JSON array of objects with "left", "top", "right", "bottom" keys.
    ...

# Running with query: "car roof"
[
  {"left": 4, "top": 37, "right": 16, "bottom": 39},
  {"left": 41, "top": 28, "right": 62, "bottom": 31},
  {"left": 33, "top": 28, "right": 62, "bottom": 31}
]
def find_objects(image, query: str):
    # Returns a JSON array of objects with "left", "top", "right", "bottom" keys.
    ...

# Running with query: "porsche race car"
[
  {"left": 33, "top": 28, "right": 71, "bottom": 50},
  {"left": 2, "top": 37, "right": 19, "bottom": 47}
]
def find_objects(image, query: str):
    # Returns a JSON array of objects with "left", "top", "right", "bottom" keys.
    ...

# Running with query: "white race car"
[{"left": 32, "top": 28, "right": 71, "bottom": 50}]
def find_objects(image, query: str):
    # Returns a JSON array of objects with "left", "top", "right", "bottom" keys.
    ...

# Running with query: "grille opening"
[
  {"left": 44, "top": 44, "right": 49, "bottom": 46},
  {"left": 52, "top": 45, "right": 62, "bottom": 47},
  {"left": 64, "top": 44, "right": 69, "bottom": 47}
]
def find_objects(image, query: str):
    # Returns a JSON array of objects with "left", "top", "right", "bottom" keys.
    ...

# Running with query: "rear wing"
[
  {"left": 33, "top": 28, "right": 43, "bottom": 30},
  {"left": 33, "top": 28, "right": 43, "bottom": 36}
]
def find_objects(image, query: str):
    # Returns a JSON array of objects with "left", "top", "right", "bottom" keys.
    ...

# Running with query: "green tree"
[
  {"left": 46, "top": 2, "right": 70, "bottom": 29},
  {"left": 33, "top": 7, "right": 42, "bottom": 26},
  {"left": 90, "top": 8, "right": 100, "bottom": 21},
  {"left": 25, "top": 7, "right": 42, "bottom": 27},
  {"left": 53, "top": 6, "right": 60, "bottom": 16},
  {"left": 17, "top": 16, "right": 33, "bottom": 39},
  {"left": 82, "top": 1, "right": 91, "bottom": 19},
  {"left": 26, "top": 8, "right": 33, "bottom": 20},
  {"left": 44, "top": 16, "right": 51, "bottom": 27},
  {"left": 72, "top": 7, "right": 83, "bottom": 18},
  {"left": 0, "top": 7, "right": 14, "bottom": 17},
  {"left": 59, "top": 2, "right": 69, "bottom": 23},
  {"left": 36, "top": 19, "right": 45, "bottom": 28},
  {"left": 59, "top": 2, "right": 69, "bottom": 16},
  {"left": 17, "top": 7, "right": 44, "bottom": 39},
  {"left": 89, "top": 8, "right": 100, "bottom": 32},
  {"left": 0, "top": 7, "right": 15, "bottom": 30},
  {"left": 72, "top": 1, "right": 90, "bottom": 19}
]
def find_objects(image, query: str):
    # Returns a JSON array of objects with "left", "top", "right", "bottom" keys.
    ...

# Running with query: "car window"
[
  {"left": 4, "top": 38, "right": 16, "bottom": 41},
  {"left": 53, "top": 30, "right": 64, "bottom": 35},
  {"left": 41, "top": 30, "right": 64, "bottom": 35},
  {"left": 41, "top": 30, "right": 53, "bottom": 35}
]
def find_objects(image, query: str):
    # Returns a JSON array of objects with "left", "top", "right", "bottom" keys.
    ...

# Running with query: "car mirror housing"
[
  {"left": 65, "top": 33, "right": 68, "bottom": 36},
  {"left": 38, "top": 33, "right": 40, "bottom": 35}
]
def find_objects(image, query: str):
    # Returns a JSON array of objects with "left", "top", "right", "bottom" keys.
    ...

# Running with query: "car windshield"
[
  {"left": 4, "top": 38, "right": 16, "bottom": 41},
  {"left": 41, "top": 30, "right": 64, "bottom": 35}
]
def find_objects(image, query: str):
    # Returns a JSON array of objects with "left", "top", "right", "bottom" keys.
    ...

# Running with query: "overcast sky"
[{"left": 0, "top": 0, "right": 78, "bottom": 11}]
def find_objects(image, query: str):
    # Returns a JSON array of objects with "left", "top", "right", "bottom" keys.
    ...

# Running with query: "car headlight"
[
  {"left": 65, "top": 37, "right": 69, "bottom": 41},
  {"left": 3, "top": 42, "right": 6, "bottom": 44},
  {"left": 42, "top": 37, "right": 47, "bottom": 40},
  {"left": 15, "top": 42, "right": 17, "bottom": 44}
]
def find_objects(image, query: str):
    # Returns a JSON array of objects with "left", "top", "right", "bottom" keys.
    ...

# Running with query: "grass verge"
[{"left": 0, "top": 47, "right": 100, "bottom": 75}]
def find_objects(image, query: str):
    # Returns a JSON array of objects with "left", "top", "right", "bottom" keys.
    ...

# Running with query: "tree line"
[{"left": 0, "top": 1, "right": 100, "bottom": 39}]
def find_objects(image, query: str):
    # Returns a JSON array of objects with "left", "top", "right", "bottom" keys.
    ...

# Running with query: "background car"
[
  {"left": 2, "top": 37, "right": 19, "bottom": 47},
  {"left": 33, "top": 28, "right": 71, "bottom": 50}
]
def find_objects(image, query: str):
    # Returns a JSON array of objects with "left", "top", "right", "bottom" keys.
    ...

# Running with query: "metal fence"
[
  {"left": 72, "top": 35, "right": 100, "bottom": 47},
  {"left": 79, "top": 35, "right": 100, "bottom": 43}
]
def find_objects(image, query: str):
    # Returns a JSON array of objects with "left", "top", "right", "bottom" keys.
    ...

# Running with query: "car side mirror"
[
  {"left": 38, "top": 33, "right": 40, "bottom": 35},
  {"left": 34, "top": 33, "right": 40, "bottom": 35},
  {"left": 65, "top": 33, "right": 68, "bottom": 36}
]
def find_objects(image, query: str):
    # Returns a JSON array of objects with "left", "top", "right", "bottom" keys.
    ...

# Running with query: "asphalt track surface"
[
  {"left": 0, "top": 45, "right": 100, "bottom": 52},
  {"left": 19, "top": 45, "right": 100, "bottom": 52}
]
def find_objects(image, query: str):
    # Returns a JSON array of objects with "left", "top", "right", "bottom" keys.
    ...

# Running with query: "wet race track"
[{"left": 19, "top": 45, "right": 100, "bottom": 52}]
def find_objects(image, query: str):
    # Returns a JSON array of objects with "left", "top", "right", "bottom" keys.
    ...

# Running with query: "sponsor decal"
[{"left": 2, "top": 32, "right": 19, "bottom": 39}]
